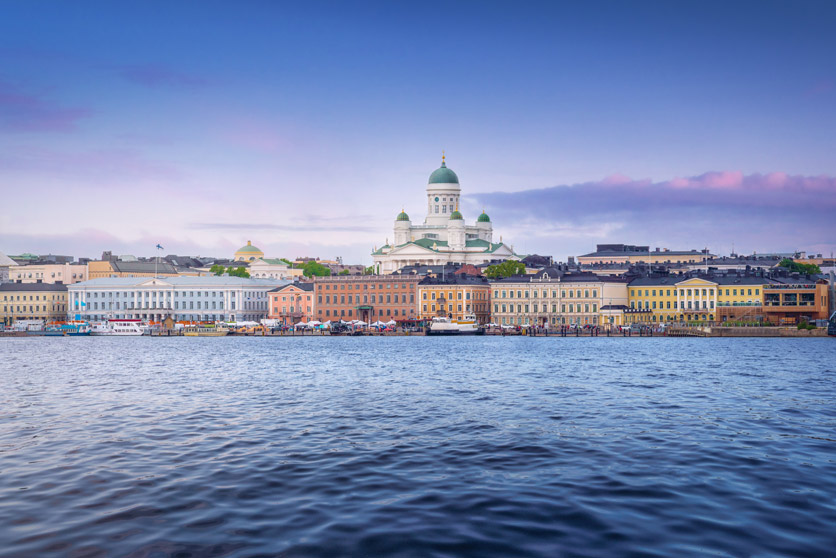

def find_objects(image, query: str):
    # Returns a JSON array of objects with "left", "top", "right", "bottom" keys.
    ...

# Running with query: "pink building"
[{"left": 268, "top": 283, "right": 314, "bottom": 325}]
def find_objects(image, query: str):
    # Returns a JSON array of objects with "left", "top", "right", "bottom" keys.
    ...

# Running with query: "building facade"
[
  {"left": 1, "top": 283, "right": 69, "bottom": 326},
  {"left": 88, "top": 260, "right": 179, "bottom": 279},
  {"left": 490, "top": 270, "right": 628, "bottom": 327},
  {"left": 579, "top": 244, "right": 714, "bottom": 266},
  {"left": 417, "top": 275, "right": 491, "bottom": 324},
  {"left": 67, "top": 277, "right": 287, "bottom": 323},
  {"left": 372, "top": 156, "right": 518, "bottom": 274},
  {"left": 313, "top": 275, "right": 421, "bottom": 323},
  {"left": 763, "top": 278, "right": 830, "bottom": 324},
  {"left": 9, "top": 263, "right": 88, "bottom": 284},
  {"left": 249, "top": 258, "right": 304, "bottom": 280},
  {"left": 268, "top": 283, "right": 314, "bottom": 325}
]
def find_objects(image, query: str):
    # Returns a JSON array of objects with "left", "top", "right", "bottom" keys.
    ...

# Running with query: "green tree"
[
  {"left": 210, "top": 264, "right": 225, "bottom": 276},
  {"left": 227, "top": 266, "right": 250, "bottom": 278},
  {"left": 485, "top": 260, "right": 526, "bottom": 279},
  {"left": 280, "top": 258, "right": 293, "bottom": 266},
  {"left": 302, "top": 261, "right": 331, "bottom": 278},
  {"left": 779, "top": 258, "right": 821, "bottom": 275},
  {"left": 363, "top": 265, "right": 375, "bottom": 275},
  {"left": 339, "top": 269, "right": 350, "bottom": 275}
]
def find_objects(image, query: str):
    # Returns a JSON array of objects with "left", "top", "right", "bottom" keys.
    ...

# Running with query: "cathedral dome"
[
  {"left": 428, "top": 160, "right": 459, "bottom": 184},
  {"left": 449, "top": 210, "right": 463, "bottom": 220},
  {"left": 396, "top": 210, "right": 410, "bottom": 221},
  {"left": 234, "top": 240, "right": 264, "bottom": 262},
  {"left": 477, "top": 211, "right": 491, "bottom": 223}
]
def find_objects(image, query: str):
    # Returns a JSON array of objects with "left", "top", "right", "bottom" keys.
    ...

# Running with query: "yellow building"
[
  {"left": 418, "top": 275, "right": 491, "bottom": 324},
  {"left": 628, "top": 274, "right": 771, "bottom": 324},
  {"left": 234, "top": 241, "right": 264, "bottom": 262},
  {"left": 1, "top": 283, "right": 69, "bottom": 326}
]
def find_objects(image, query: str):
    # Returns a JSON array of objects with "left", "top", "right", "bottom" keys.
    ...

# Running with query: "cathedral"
[{"left": 372, "top": 155, "right": 518, "bottom": 274}]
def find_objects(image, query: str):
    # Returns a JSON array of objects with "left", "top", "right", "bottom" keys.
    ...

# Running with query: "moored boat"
[
  {"left": 427, "top": 313, "right": 484, "bottom": 336},
  {"left": 90, "top": 319, "right": 144, "bottom": 336},
  {"left": 828, "top": 311, "right": 836, "bottom": 337},
  {"left": 183, "top": 324, "right": 229, "bottom": 337}
]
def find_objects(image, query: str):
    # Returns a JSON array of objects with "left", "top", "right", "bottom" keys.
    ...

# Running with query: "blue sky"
[{"left": 1, "top": 1, "right": 834, "bottom": 262}]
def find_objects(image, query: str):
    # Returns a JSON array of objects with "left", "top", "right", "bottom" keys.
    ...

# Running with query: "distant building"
[
  {"left": 418, "top": 274, "right": 491, "bottom": 324},
  {"left": 9, "top": 262, "right": 88, "bottom": 284},
  {"left": 249, "top": 258, "right": 303, "bottom": 280},
  {"left": 67, "top": 276, "right": 287, "bottom": 323},
  {"left": 268, "top": 283, "right": 314, "bottom": 325},
  {"left": 234, "top": 241, "right": 264, "bottom": 262},
  {"left": 1, "top": 282, "right": 68, "bottom": 326},
  {"left": 88, "top": 259, "right": 179, "bottom": 279},
  {"left": 578, "top": 244, "right": 713, "bottom": 266},
  {"left": 0, "top": 252, "right": 18, "bottom": 284}
]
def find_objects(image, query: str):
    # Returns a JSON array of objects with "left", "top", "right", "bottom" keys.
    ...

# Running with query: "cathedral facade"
[{"left": 372, "top": 156, "right": 518, "bottom": 274}]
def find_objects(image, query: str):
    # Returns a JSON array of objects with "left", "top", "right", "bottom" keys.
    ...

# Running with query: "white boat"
[
  {"left": 427, "top": 313, "right": 484, "bottom": 336},
  {"left": 90, "top": 319, "right": 145, "bottom": 336}
]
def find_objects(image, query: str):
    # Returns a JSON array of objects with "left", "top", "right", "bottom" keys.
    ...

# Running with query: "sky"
[{"left": 1, "top": 0, "right": 835, "bottom": 263}]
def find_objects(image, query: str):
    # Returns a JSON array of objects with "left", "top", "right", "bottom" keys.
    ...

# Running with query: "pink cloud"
[{"left": 0, "top": 81, "right": 91, "bottom": 133}]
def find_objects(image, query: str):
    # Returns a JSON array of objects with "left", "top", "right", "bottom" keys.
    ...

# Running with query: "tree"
[
  {"left": 227, "top": 266, "right": 250, "bottom": 278},
  {"left": 280, "top": 258, "right": 293, "bottom": 266},
  {"left": 485, "top": 260, "right": 526, "bottom": 279},
  {"left": 302, "top": 261, "right": 331, "bottom": 278},
  {"left": 363, "top": 265, "right": 375, "bottom": 275},
  {"left": 779, "top": 258, "right": 821, "bottom": 275},
  {"left": 339, "top": 269, "right": 350, "bottom": 275},
  {"left": 210, "top": 264, "right": 225, "bottom": 276}
]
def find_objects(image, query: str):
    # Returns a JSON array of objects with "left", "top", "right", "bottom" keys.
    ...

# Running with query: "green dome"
[
  {"left": 477, "top": 211, "right": 491, "bottom": 223},
  {"left": 428, "top": 161, "right": 459, "bottom": 184},
  {"left": 449, "top": 210, "right": 463, "bottom": 220},
  {"left": 396, "top": 210, "right": 410, "bottom": 221},
  {"left": 237, "top": 241, "right": 262, "bottom": 253}
]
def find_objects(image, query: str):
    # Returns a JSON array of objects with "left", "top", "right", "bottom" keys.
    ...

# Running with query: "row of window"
[
  {"left": 2, "top": 305, "right": 67, "bottom": 313},
  {"left": 423, "top": 291, "right": 485, "bottom": 301},
  {"left": 493, "top": 289, "right": 598, "bottom": 299},
  {"left": 631, "top": 300, "right": 713, "bottom": 310},
  {"left": 274, "top": 306, "right": 313, "bottom": 314},
  {"left": 319, "top": 294, "right": 415, "bottom": 304},
  {"left": 317, "top": 308, "right": 408, "bottom": 317},
  {"left": 319, "top": 283, "right": 411, "bottom": 290},
  {"left": 2, "top": 294, "right": 65, "bottom": 302},
  {"left": 76, "top": 290, "right": 262, "bottom": 299},
  {"left": 493, "top": 303, "right": 599, "bottom": 314},
  {"left": 630, "top": 288, "right": 760, "bottom": 297},
  {"left": 500, "top": 316, "right": 598, "bottom": 325}
]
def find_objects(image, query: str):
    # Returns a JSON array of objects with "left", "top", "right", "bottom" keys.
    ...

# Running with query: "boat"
[
  {"left": 427, "top": 313, "right": 484, "bottom": 336},
  {"left": 828, "top": 311, "right": 836, "bottom": 337},
  {"left": 90, "top": 319, "right": 145, "bottom": 336},
  {"left": 183, "top": 324, "right": 229, "bottom": 337}
]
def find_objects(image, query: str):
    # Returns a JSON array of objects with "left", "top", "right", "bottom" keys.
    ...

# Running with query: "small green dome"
[
  {"left": 396, "top": 210, "right": 410, "bottom": 221},
  {"left": 429, "top": 161, "right": 459, "bottom": 184},
  {"left": 237, "top": 241, "right": 262, "bottom": 253},
  {"left": 449, "top": 210, "right": 463, "bottom": 220},
  {"left": 477, "top": 211, "right": 491, "bottom": 223}
]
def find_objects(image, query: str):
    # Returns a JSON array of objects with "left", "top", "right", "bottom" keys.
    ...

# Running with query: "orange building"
[
  {"left": 268, "top": 283, "right": 314, "bottom": 326},
  {"left": 314, "top": 275, "right": 421, "bottom": 323},
  {"left": 763, "top": 278, "right": 830, "bottom": 324}
]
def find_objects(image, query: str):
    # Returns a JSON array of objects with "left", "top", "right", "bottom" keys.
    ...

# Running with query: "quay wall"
[{"left": 709, "top": 327, "right": 827, "bottom": 337}]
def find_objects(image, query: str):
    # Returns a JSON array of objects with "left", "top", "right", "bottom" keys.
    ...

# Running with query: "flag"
[{"left": 156, "top": 244, "right": 164, "bottom": 250}]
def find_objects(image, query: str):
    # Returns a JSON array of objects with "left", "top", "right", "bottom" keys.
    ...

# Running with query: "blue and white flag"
[{"left": 156, "top": 244, "right": 164, "bottom": 250}]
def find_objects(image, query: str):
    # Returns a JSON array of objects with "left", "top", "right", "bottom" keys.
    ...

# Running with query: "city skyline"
[{"left": 2, "top": 1, "right": 835, "bottom": 262}]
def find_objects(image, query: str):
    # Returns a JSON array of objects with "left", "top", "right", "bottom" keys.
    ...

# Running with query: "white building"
[
  {"left": 248, "top": 258, "right": 304, "bottom": 280},
  {"left": 0, "top": 252, "right": 17, "bottom": 284},
  {"left": 67, "top": 276, "right": 289, "bottom": 323},
  {"left": 372, "top": 155, "right": 518, "bottom": 274},
  {"left": 9, "top": 262, "right": 88, "bottom": 284}
]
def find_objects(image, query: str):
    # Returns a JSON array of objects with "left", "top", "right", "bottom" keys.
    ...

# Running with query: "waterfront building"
[
  {"left": 67, "top": 277, "right": 287, "bottom": 323},
  {"left": 1, "top": 282, "right": 68, "bottom": 326},
  {"left": 249, "top": 258, "right": 304, "bottom": 280},
  {"left": 313, "top": 275, "right": 421, "bottom": 324},
  {"left": 763, "top": 277, "right": 830, "bottom": 324},
  {"left": 371, "top": 156, "right": 518, "bottom": 274},
  {"left": 628, "top": 272, "right": 776, "bottom": 324},
  {"left": 268, "top": 283, "right": 314, "bottom": 325},
  {"left": 9, "top": 262, "right": 88, "bottom": 284},
  {"left": 417, "top": 274, "right": 491, "bottom": 324},
  {"left": 490, "top": 269, "right": 628, "bottom": 327},
  {"left": 578, "top": 244, "right": 714, "bottom": 266},
  {"left": 234, "top": 241, "right": 265, "bottom": 262}
]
